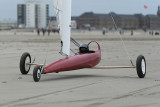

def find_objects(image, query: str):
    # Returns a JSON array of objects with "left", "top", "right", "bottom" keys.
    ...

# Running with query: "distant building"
[
  {"left": 49, "top": 16, "right": 78, "bottom": 29},
  {"left": 17, "top": 4, "right": 26, "bottom": 28},
  {"left": 76, "top": 10, "right": 160, "bottom": 30},
  {"left": 77, "top": 12, "right": 110, "bottom": 29},
  {"left": 17, "top": 1, "right": 49, "bottom": 28},
  {"left": 118, "top": 14, "right": 139, "bottom": 29},
  {"left": 0, "top": 20, "right": 17, "bottom": 29},
  {"left": 77, "top": 12, "right": 140, "bottom": 29},
  {"left": 145, "top": 15, "right": 160, "bottom": 30},
  {"left": 134, "top": 14, "right": 146, "bottom": 29},
  {"left": 17, "top": 4, "right": 160, "bottom": 30}
]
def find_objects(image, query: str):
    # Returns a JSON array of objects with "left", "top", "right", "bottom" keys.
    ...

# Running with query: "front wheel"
[
  {"left": 136, "top": 55, "right": 146, "bottom": 78},
  {"left": 33, "top": 66, "right": 42, "bottom": 82},
  {"left": 19, "top": 52, "right": 31, "bottom": 74}
]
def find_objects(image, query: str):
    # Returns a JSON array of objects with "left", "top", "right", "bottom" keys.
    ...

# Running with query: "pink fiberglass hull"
[{"left": 42, "top": 41, "right": 101, "bottom": 74}]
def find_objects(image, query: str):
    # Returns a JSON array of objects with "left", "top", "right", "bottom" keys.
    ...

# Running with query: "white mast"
[{"left": 53, "top": 0, "right": 71, "bottom": 56}]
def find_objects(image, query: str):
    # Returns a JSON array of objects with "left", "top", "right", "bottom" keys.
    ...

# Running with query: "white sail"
[
  {"left": 53, "top": 0, "right": 71, "bottom": 56},
  {"left": 53, "top": 0, "right": 62, "bottom": 28}
]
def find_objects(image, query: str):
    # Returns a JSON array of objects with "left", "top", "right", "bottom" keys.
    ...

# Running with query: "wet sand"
[{"left": 0, "top": 30, "right": 160, "bottom": 107}]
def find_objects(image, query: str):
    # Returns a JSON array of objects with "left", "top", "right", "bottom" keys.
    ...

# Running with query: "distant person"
[
  {"left": 151, "top": 31, "right": 154, "bottom": 36},
  {"left": 37, "top": 29, "right": 40, "bottom": 36},
  {"left": 131, "top": 30, "right": 133, "bottom": 36},
  {"left": 47, "top": 29, "right": 51, "bottom": 36},
  {"left": 102, "top": 28, "right": 106, "bottom": 35},
  {"left": 42, "top": 28, "right": 46, "bottom": 36},
  {"left": 102, "top": 30, "right": 105, "bottom": 35},
  {"left": 149, "top": 31, "right": 153, "bottom": 36},
  {"left": 119, "top": 30, "right": 122, "bottom": 35},
  {"left": 57, "top": 29, "right": 60, "bottom": 33}
]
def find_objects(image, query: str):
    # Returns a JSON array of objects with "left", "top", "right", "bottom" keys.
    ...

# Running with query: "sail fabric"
[
  {"left": 53, "top": 0, "right": 71, "bottom": 56},
  {"left": 53, "top": 0, "right": 62, "bottom": 28}
]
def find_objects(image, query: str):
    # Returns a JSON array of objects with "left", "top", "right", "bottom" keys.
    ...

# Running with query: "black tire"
[
  {"left": 20, "top": 52, "right": 31, "bottom": 74},
  {"left": 33, "top": 66, "right": 42, "bottom": 82},
  {"left": 136, "top": 55, "right": 146, "bottom": 78}
]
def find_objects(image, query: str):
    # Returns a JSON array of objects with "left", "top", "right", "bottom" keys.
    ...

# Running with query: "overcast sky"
[{"left": 0, "top": 0, "right": 159, "bottom": 20}]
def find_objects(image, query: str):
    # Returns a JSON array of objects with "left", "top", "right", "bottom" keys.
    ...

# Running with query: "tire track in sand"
[{"left": 0, "top": 81, "right": 102, "bottom": 107}]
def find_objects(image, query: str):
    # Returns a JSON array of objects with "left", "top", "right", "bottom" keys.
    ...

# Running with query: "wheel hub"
[
  {"left": 37, "top": 69, "right": 41, "bottom": 79},
  {"left": 25, "top": 56, "right": 31, "bottom": 71},
  {"left": 141, "top": 59, "right": 146, "bottom": 74}
]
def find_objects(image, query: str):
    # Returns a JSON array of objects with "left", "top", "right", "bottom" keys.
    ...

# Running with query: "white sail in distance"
[{"left": 53, "top": 0, "right": 71, "bottom": 56}]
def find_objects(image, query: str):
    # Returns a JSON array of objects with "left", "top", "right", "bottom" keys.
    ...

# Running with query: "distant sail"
[{"left": 53, "top": 0, "right": 71, "bottom": 56}]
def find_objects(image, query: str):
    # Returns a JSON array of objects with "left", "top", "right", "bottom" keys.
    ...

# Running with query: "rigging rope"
[
  {"left": 110, "top": 13, "right": 134, "bottom": 66},
  {"left": 106, "top": 1, "right": 134, "bottom": 66},
  {"left": 43, "top": 9, "right": 54, "bottom": 66}
]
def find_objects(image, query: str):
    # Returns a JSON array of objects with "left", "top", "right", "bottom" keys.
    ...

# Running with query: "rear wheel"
[
  {"left": 33, "top": 66, "right": 42, "bottom": 82},
  {"left": 20, "top": 52, "right": 31, "bottom": 74},
  {"left": 136, "top": 55, "right": 146, "bottom": 78}
]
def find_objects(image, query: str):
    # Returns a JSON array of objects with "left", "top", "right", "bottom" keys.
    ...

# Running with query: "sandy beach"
[{"left": 0, "top": 29, "right": 160, "bottom": 107}]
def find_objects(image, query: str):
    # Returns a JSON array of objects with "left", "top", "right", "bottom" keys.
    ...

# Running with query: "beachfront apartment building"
[
  {"left": 76, "top": 11, "right": 160, "bottom": 30},
  {"left": 75, "top": 6, "right": 160, "bottom": 30},
  {"left": 77, "top": 12, "right": 140, "bottom": 30},
  {"left": 145, "top": 15, "right": 160, "bottom": 30},
  {"left": 17, "top": 1, "right": 49, "bottom": 28}
]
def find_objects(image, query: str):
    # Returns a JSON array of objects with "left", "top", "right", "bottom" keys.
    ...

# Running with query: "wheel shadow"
[
  {"left": 17, "top": 72, "right": 140, "bottom": 82},
  {"left": 40, "top": 73, "right": 138, "bottom": 82}
]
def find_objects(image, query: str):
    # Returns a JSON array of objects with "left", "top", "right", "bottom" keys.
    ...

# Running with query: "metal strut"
[
  {"left": 60, "top": 38, "right": 80, "bottom": 55},
  {"left": 71, "top": 37, "right": 80, "bottom": 47},
  {"left": 70, "top": 37, "right": 81, "bottom": 54}
]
